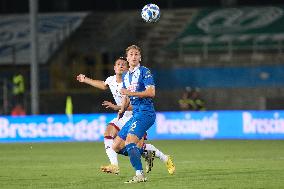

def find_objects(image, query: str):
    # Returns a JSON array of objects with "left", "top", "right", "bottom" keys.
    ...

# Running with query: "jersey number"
[{"left": 130, "top": 121, "right": 137, "bottom": 132}]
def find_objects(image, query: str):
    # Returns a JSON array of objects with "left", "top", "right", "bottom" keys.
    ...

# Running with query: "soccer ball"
[{"left": 141, "top": 4, "right": 160, "bottom": 23}]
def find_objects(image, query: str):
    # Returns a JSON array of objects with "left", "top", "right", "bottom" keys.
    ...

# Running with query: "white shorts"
[{"left": 109, "top": 111, "right": 132, "bottom": 131}]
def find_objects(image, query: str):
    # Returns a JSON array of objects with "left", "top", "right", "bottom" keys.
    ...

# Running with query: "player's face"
[
  {"left": 114, "top": 59, "right": 128, "bottom": 74},
  {"left": 126, "top": 49, "right": 141, "bottom": 68}
]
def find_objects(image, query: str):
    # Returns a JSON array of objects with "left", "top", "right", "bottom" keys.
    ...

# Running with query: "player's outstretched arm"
[
  {"left": 120, "top": 86, "right": 155, "bottom": 98},
  {"left": 76, "top": 74, "right": 108, "bottom": 90}
]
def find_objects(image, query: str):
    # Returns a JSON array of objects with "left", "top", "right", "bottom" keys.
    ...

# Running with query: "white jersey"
[
  {"left": 105, "top": 75, "right": 124, "bottom": 106},
  {"left": 105, "top": 75, "right": 132, "bottom": 129}
]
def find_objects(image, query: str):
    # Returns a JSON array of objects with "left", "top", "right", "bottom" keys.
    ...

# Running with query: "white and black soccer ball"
[{"left": 141, "top": 4, "right": 160, "bottom": 23}]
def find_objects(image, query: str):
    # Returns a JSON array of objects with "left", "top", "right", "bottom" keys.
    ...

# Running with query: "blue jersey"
[{"left": 122, "top": 65, "right": 155, "bottom": 114}]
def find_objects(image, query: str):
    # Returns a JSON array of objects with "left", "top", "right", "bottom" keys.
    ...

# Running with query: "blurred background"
[
  {"left": 1, "top": 3, "right": 284, "bottom": 187},
  {"left": 1, "top": 0, "right": 284, "bottom": 115}
]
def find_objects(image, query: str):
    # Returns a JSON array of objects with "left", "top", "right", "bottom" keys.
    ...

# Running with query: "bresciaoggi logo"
[
  {"left": 0, "top": 116, "right": 106, "bottom": 141},
  {"left": 156, "top": 113, "right": 218, "bottom": 138},
  {"left": 243, "top": 112, "right": 284, "bottom": 134}
]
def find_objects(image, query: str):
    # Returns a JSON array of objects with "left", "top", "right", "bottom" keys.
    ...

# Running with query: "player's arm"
[
  {"left": 102, "top": 101, "right": 120, "bottom": 111},
  {"left": 120, "top": 86, "right": 155, "bottom": 98},
  {"left": 119, "top": 96, "right": 130, "bottom": 112},
  {"left": 103, "top": 100, "right": 132, "bottom": 111},
  {"left": 118, "top": 96, "right": 130, "bottom": 119},
  {"left": 76, "top": 74, "right": 108, "bottom": 90}
]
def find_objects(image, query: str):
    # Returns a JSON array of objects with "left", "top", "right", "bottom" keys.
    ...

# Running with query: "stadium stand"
[
  {"left": 2, "top": 7, "right": 284, "bottom": 113},
  {"left": 44, "top": 7, "right": 284, "bottom": 112},
  {"left": 0, "top": 13, "right": 88, "bottom": 114},
  {"left": 0, "top": 13, "right": 87, "bottom": 65},
  {"left": 137, "top": 9, "right": 197, "bottom": 66},
  {"left": 162, "top": 6, "right": 284, "bottom": 67},
  {"left": 148, "top": 6, "right": 284, "bottom": 111}
]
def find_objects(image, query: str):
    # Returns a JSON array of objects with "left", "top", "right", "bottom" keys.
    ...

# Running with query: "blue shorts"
[{"left": 118, "top": 112, "right": 156, "bottom": 140}]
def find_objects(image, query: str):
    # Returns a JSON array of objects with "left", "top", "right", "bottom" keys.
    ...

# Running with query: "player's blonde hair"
[{"left": 125, "top": 45, "right": 142, "bottom": 55}]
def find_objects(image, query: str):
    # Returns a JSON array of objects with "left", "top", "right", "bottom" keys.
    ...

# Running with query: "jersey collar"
[{"left": 129, "top": 64, "right": 140, "bottom": 74}]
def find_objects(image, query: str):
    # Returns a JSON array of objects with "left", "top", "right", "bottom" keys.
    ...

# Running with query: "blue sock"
[
  {"left": 118, "top": 147, "right": 128, "bottom": 156},
  {"left": 126, "top": 143, "right": 143, "bottom": 171},
  {"left": 117, "top": 146, "right": 143, "bottom": 157},
  {"left": 138, "top": 147, "right": 144, "bottom": 155}
]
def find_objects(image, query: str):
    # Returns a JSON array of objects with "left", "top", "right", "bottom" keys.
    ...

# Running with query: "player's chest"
[
  {"left": 124, "top": 72, "right": 142, "bottom": 92},
  {"left": 109, "top": 82, "right": 123, "bottom": 96}
]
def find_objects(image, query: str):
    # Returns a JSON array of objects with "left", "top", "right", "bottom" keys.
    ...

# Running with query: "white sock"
[
  {"left": 136, "top": 170, "right": 144, "bottom": 176},
  {"left": 104, "top": 138, "right": 118, "bottom": 166},
  {"left": 145, "top": 144, "right": 168, "bottom": 163}
]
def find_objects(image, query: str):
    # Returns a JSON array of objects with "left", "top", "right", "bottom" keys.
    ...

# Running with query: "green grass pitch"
[{"left": 1, "top": 140, "right": 284, "bottom": 189}]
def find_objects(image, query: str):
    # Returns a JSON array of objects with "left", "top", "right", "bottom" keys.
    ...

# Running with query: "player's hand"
[
  {"left": 76, "top": 74, "right": 86, "bottom": 82},
  {"left": 102, "top": 101, "right": 115, "bottom": 110},
  {"left": 120, "top": 88, "right": 131, "bottom": 96}
]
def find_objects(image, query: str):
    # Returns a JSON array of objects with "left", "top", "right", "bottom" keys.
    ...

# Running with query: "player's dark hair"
[
  {"left": 114, "top": 56, "right": 128, "bottom": 67},
  {"left": 117, "top": 56, "right": 127, "bottom": 61}
]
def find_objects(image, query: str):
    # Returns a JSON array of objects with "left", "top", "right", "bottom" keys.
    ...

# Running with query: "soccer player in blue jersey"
[{"left": 116, "top": 45, "right": 175, "bottom": 183}]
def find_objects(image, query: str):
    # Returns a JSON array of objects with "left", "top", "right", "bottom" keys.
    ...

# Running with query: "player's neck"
[
  {"left": 115, "top": 74, "right": 122, "bottom": 83},
  {"left": 129, "top": 64, "right": 140, "bottom": 72},
  {"left": 129, "top": 66, "right": 135, "bottom": 72}
]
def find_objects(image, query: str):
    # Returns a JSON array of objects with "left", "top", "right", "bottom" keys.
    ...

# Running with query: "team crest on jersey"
[{"left": 127, "top": 83, "right": 138, "bottom": 92}]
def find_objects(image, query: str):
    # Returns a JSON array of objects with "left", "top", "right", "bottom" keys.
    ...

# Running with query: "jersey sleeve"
[
  {"left": 104, "top": 76, "right": 112, "bottom": 86},
  {"left": 142, "top": 67, "right": 155, "bottom": 87}
]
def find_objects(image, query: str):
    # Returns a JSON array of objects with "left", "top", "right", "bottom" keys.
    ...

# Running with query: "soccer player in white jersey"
[
  {"left": 77, "top": 57, "right": 132, "bottom": 174},
  {"left": 76, "top": 57, "right": 173, "bottom": 175}
]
